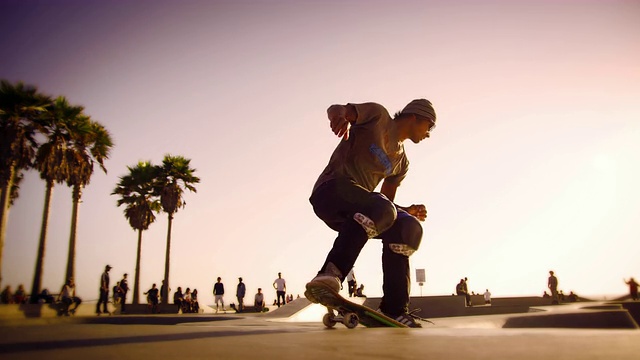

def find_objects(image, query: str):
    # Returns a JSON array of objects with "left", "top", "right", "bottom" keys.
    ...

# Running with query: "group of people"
[
  {"left": 1, "top": 281, "right": 80, "bottom": 316},
  {"left": 96, "top": 265, "right": 131, "bottom": 315},
  {"left": 173, "top": 286, "right": 200, "bottom": 313},
  {"left": 546, "top": 271, "right": 579, "bottom": 304},
  {"left": 112, "top": 273, "right": 130, "bottom": 312},
  {"left": 455, "top": 277, "right": 472, "bottom": 307},
  {"left": 209, "top": 275, "right": 275, "bottom": 313},
  {"left": 0, "top": 284, "right": 27, "bottom": 304}
]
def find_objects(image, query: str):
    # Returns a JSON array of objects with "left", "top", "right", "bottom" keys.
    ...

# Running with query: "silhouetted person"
[
  {"left": 236, "top": 277, "right": 246, "bottom": 312},
  {"left": 96, "top": 265, "right": 112, "bottom": 315},
  {"left": 484, "top": 289, "right": 492, "bottom": 305},
  {"left": 0, "top": 285, "right": 13, "bottom": 304},
  {"left": 118, "top": 273, "right": 129, "bottom": 313},
  {"left": 13, "top": 284, "right": 26, "bottom": 304},
  {"left": 112, "top": 281, "right": 121, "bottom": 305},
  {"left": 346, "top": 268, "right": 357, "bottom": 297},
  {"left": 254, "top": 288, "right": 265, "bottom": 312},
  {"left": 57, "top": 278, "right": 81, "bottom": 316},
  {"left": 304, "top": 99, "right": 436, "bottom": 328},
  {"left": 463, "top": 277, "right": 472, "bottom": 306},
  {"left": 213, "top": 277, "right": 225, "bottom": 312},
  {"left": 144, "top": 283, "right": 159, "bottom": 313},
  {"left": 548, "top": 270, "right": 559, "bottom": 304},
  {"left": 624, "top": 277, "right": 639, "bottom": 301},
  {"left": 192, "top": 289, "right": 200, "bottom": 313},
  {"left": 567, "top": 291, "right": 578, "bottom": 302},
  {"left": 173, "top": 287, "right": 184, "bottom": 312}
]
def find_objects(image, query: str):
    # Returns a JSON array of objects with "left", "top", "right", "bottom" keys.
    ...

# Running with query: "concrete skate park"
[{"left": 0, "top": 296, "right": 639, "bottom": 359}]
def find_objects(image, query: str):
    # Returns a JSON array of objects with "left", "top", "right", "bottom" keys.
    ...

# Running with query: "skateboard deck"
[{"left": 306, "top": 283, "right": 408, "bottom": 328}]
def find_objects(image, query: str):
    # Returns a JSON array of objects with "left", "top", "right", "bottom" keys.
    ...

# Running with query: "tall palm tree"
[
  {"left": 112, "top": 161, "right": 160, "bottom": 304},
  {"left": 155, "top": 155, "right": 199, "bottom": 303},
  {"left": 0, "top": 80, "right": 50, "bottom": 287},
  {"left": 30, "top": 96, "right": 83, "bottom": 302},
  {"left": 64, "top": 118, "right": 113, "bottom": 283}
]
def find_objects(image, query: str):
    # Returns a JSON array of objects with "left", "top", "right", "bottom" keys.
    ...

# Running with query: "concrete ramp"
[
  {"left": 264, "top": 298, "right": 312, "bottom": 319},
  {"left": 268, "top": 297, "right": 366, "bottom": 322}
]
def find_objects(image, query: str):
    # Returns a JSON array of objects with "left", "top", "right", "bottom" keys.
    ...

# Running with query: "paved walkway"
[{"left": 0, "top": 302, "right": 639, "bottom": 359}]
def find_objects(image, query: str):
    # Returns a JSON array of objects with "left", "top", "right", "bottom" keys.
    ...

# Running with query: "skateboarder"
[{"left": 305, "top": 99, "right": 436, "bottom": 328}]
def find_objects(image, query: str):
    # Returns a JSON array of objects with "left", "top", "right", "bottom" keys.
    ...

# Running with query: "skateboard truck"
[{"left": 323, "top": 308, "right": 359, "bottom": 329}]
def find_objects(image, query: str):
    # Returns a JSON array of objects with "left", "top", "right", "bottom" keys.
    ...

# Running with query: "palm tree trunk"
[
  {"left": 162, "top": 213, "right": 173, "bottom": 304},
  {"left": 0, "top": 166, "right": 15, "bottom": 288},
  {"left": 30, "top": 180, "right": 53, "bottom": 303},
  {"left": 133, "top": 228, "right": 142, "bottom": 304},
  {"left": 65, "top": 185, "right": 82, "bottom": 283}
]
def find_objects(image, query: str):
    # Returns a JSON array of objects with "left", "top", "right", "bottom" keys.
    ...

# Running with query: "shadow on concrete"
[
  {"left": 0, "top": 328, "right": 297, "bottom": 355},
  {"left": 81, "top": 315, "right": 240, "bottom": 325}
]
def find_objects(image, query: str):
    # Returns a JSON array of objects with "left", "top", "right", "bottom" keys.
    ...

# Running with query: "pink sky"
[{"left": 1, "top": 0, "right": 639, "bottom": 306}]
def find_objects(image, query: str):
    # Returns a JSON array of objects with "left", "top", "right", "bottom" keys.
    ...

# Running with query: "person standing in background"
[
  {"left": 118, "top": 273, "right": 129, "bottom": 313},
  {"left": 483, "top": 289, "right": 492, "bottom": 305},
  {"left": 624, "top": 277, "right": 639, "bottom": 301},
  {"left": 346, "top": 268, "right": 357, "bottom": 297},
  {"left": 236, "top": 277, "right": 246, "bottom": 312},
  {"left": 273, "top": 272, "right": 286, "bottom": 307},
  {"left": 213, "top": 277, "right": 225, "bottom": 313},
  {"left": 548, "top": 271, "right": 559, "bottom": 304},
  {"left": 96, "top": 265, "right": 112, "bottom": 315}
]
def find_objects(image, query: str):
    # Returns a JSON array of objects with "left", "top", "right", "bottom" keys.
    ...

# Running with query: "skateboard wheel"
[
  {"left": 343, "top": 312, "right": 359, "bottom": 329},
  {"left": 323, "top": 313, "right": 336, "bottom": 328}
]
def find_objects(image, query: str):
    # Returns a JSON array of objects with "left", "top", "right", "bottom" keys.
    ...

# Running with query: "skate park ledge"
[{"left": 1, "top": 296, "right": 638, "bottom": 329}]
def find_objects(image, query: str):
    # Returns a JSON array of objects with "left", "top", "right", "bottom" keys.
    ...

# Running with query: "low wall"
[
  {"left": 0, "top": 302, "right": 181, "bottom": 321},
  {"left": 364, "top": 295, "right": 571, "bottom": 319}
]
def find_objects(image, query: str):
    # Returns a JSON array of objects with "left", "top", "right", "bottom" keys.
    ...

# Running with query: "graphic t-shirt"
[{"left": 313, "top": 102, "right": 409, "bottom": 193}]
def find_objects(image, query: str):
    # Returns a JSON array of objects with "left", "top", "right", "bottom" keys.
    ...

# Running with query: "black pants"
[
  {"left": 61, "top": 296, "right": 81, "bottom": 314},
  {"left": 120, "top": 292, "right": 127, "bottom": 312},
  {"left": 96, "top": 289, "right": 109, "bottom": 314},
  {"left": 310, "top": 179, "right": 423, "bottom": 316},
  {"left": 276, "top": 291, "right": 286, "bottom": 307}
]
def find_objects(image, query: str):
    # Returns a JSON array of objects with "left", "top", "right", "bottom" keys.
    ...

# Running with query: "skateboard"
[{"left": 306, "top": 283, "right": 408, "bottom": 328}]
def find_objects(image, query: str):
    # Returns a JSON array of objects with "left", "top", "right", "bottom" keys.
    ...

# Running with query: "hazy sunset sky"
[{"left": 1, "top": 0, "right": 639, "bottom": 306}]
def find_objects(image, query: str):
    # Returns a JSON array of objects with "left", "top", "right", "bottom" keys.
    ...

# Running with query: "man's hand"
[
  {"left": 406, "top": 204, "right": 427, "bottom": 221},
  {"left": 327, "top": 104, "right": 352, "bottom": 140}
]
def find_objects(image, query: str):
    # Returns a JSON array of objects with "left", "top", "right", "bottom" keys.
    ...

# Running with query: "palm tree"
[
  {"left": 0, "top": 80, "right": 50, "bottom": 287},
  {"left": 112, "top": 161, "right": 160, "bottom": 304},
  {"left": 63, "top": 118, "right": 113, "bottom": 283},
  {"left": 155, "top": 155, "right": 199, "bottom": 303},
  {"left": 30, "top": 96, "right": 83, "bottom": 302}
]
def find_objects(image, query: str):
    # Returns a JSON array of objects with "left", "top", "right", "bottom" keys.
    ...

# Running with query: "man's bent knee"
[
  {"left": 387, "top": 215, "right": 422, "bottom": 256},
  {"left": 355, "top": 194, "right": 397, "bottom": 238}
]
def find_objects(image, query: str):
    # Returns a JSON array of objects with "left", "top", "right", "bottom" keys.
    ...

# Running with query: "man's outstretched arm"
[{"left": 327, "top": 104, "right": 357, "bottom": 140}]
